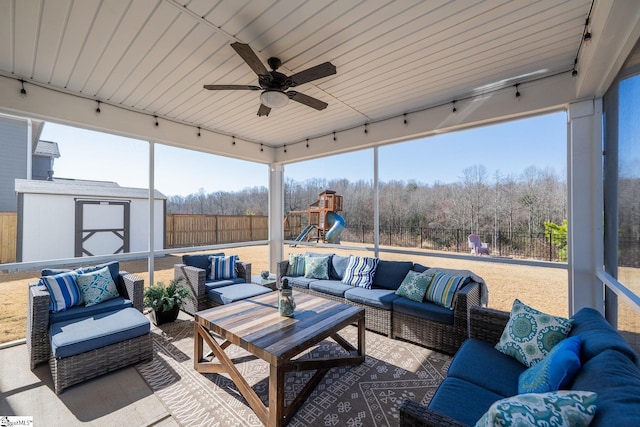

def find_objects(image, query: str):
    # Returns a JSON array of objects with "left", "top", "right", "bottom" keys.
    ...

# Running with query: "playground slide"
[
  {"left": 325, "top": 212, "right": 345, "bottom": 243},
  {"left": 294, "top": 225, "right": 315, "bottom": 242}
]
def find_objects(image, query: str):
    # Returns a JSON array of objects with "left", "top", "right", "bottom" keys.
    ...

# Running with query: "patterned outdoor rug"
[{"left": 136, "top": 318, "right": 450, "bottom": 427}]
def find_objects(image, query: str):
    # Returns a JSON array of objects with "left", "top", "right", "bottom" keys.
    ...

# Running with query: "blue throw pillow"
[
  {"left": 210, "top": 255, "right": 237, "bottom": 280},
  {"left": 76, "top": 266, "right": 120, "bottom": 307},
  {"left": 40, "top": 271, "right": 83, "bottom": 312},
  {"left": 518, "top": 336, "right": 582, "bottom": 394},
  {"left": 341, "top": 256, "right": 379, "bottom": 289}
]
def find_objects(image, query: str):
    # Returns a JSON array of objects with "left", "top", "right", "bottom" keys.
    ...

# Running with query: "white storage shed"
[{"left": 15, "top": 179, "right": 165, "bottom": 262}]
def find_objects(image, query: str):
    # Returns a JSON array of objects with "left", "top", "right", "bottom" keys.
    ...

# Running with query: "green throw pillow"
[
  {"left": 495, "top": 299, "right": 573, "bottom": 367},
  {"left": 304, "top": 255, "right": 330, "bottom": 280},
  {"left": 395, "top": 270, "right": 433, "bottom": 302},
  {"left": 474, "top": 391, "right": 597, "bottom": 427}
]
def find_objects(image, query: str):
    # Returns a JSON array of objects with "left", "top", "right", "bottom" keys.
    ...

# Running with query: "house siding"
[{"left": 0, "top": 116, "right": 28, "bottom": 212}]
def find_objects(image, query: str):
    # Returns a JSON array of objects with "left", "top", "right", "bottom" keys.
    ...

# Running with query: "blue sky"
[{"left": 41, "top": 112, "right": 567, "bottom": 196}]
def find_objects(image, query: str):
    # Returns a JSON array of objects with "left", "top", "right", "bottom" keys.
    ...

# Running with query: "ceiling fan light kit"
[
  {"left": 261, "top": 90, "right": 289, "bottom": 108},
  {"left": 204, "top": 42, "right": 336, "bottom": 117}
]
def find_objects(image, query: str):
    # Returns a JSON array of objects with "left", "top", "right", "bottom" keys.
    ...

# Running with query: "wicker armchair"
[
  {"left": 27, "top": 271, "right": 152, "bottom": 394},
  {"left": 399, "top": 306, "right": 510, "bottom": 426},
  {"left": 174, "top": 260, "right": 251, "bottom": 315}
]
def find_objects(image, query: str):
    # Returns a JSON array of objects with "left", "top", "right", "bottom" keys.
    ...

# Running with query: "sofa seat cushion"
[
  {"left": 207, "top": 283, "right": 272, "bottom": 305},
  {"left": 428, "top": 377, "right": 504, "bottom": 426},
  {"left": 309, "top": 279, "right": 353, "bottom": 297},
  {"left": 392, "top": 297, "right": 455, "bottom": 325},
  {"left": 571, "top": 349, "right": 640, "bottom": 426},
  {"left": 205, "top": 277, "right": 245, "bottom": 292},
  {"left": 49, "top": 296, "right": 133, "bottom": 324},
  {"left": 284, "top": 276, "right": 316, "bottom": 289},
  {"left": 344, "top": 287, "right": 400, "bottom": 310},
  {"left": 50, "top": 307, "right": 150, "bottom": 358},
  {"left": 372, "top": 260, "right": 413, "bottom": 290},
  {"left": 447, "top": 338, "right": 525, "bottom": 397},
  {"left": 569, "top": 307, "right": 639, "bottom": 365}
]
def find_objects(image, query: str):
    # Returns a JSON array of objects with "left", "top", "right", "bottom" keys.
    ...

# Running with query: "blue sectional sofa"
[
  {"left": 174, "top": 252, "right": 271, "bottom": 315},
  {"left": 400, "top": 305, "right": 640, "bottom": 426},
  {"left": 277, "top": 253, "right": 484, "bottom": 355},
  {"left": 27, "top": 261, "right": 152, "bottom": 394}
]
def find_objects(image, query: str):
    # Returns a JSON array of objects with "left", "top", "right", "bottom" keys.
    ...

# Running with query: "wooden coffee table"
[{"left": 193, "top": 291, "right": 365, "bottom": 427}]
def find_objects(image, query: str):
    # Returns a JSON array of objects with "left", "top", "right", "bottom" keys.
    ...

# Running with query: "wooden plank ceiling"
[{"left": 0, "top": 0, "right": 590, "bottom": 147}]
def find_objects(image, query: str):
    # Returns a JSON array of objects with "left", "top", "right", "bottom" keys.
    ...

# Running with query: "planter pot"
[{"left": 150, "top": 304, "right": 180, "bottom": 326}]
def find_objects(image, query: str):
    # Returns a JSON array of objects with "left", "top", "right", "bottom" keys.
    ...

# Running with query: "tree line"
[{"left": 166, "top": 164, "right": 566, "bottom": 239}]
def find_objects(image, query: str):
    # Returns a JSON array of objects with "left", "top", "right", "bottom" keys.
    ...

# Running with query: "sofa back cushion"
[
  {"left": 570, "top": 349, "right": 640, "bottom": 426},
  {"left": 569, "top": 307, "right": 639, "bottom": 365},
  {"left": 42, "top": 260, "right": 120, "bottom": 285},
  {"left": 182, "top": 253, "right": 224, "bottom": 279},
  {"left": 330, "top": 254, "right": 350, "bottom": 280},
  {"left": 372, "top": 260, "right": 413, "bottom": 290}
]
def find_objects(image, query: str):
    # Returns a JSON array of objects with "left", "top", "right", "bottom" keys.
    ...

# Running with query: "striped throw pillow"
[
  {"left": 287, "top": 254, "right": 305, "bottom": 276},
  {"left": 341, "top": 256, "right": 379, "bottom": 289},
  {"left": 210, "top": 255, "right": 238, "bottom": 280},
  {"left": 40, "top": 271, "right": 83, "bottom": 312},
  {"left": 425, "top": 271, "right": 468, "bottom": 309}
]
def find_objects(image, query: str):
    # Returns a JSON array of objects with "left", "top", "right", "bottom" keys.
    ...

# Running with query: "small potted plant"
[{"left": 144, "top": 277, "right": 190, "bottom": 326}]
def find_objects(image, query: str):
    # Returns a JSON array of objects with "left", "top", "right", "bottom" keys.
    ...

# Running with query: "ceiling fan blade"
[
  {"left": 203, "top": 84, "right": 261, "bottom": 90},
  {"left": 257, "top": 104, "right": 271, "bottom": 117},
  {"left": 289, "top": 62, "right": 336, "bottom": 87},
  {"left": 287, "top": 91, "right": 328, "bottom": 110},
  {"left": 231, "top": 42, "right": 268, "bottom": 76}
]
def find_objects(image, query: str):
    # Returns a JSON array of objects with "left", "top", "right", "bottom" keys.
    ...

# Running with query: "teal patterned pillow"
[
  {"left": 395, "top": 270, "right": 433, "bottom": 302},
  {"left": 304, "top": 255, "right": 330, "bottom": 279},
  {"left": 76, "top": 266, "right": 120, "bottom": 307},
  {"left": 288, "top": 254, "right": 306, "bottom": 276},
  {"left": 495, "top": 299, "right": 573, "bottom": 367},
  {"left": 474, "top": 391, "right": 597, "bottom": 427},
  {"left": 518, "top": 336, "right": 582, "bottom": 394}
]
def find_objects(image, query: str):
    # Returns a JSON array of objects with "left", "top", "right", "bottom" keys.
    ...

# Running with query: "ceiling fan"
[{"left": 204, "top": 42, "right": 336, "bottom": 117}]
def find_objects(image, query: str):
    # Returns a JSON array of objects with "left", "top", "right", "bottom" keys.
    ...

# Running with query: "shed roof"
[
  {"left": 33, "top": 140, "right": 60, "bottom": 158},
  {"left": 15, "top": 179, "right": 166, "bottom": 200}
]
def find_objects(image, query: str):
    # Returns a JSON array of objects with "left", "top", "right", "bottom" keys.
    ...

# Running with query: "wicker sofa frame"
[
  {"left": 27, "top": 271, "right": 153, "bottom": 394},
  {"left": 277, "top": 260, "right": 482, "bottom": 355},
  {"left": 399, "top": 306, "right": 510, "bottom": 427},
  {"left": 173, "top": 261, "right": 251, "bottom": 315}
]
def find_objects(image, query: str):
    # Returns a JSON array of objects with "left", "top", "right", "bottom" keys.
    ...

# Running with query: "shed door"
[{"left": 75, "top": 200, "right": 130, "bottom": 257}]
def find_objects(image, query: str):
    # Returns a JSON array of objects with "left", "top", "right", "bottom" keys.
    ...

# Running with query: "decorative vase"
[
  {"left": 278, "top": 288, "right": 296, "bottom": 317},
  {"left": 150, "top": 304, "right": 180, "bottom": 326}
]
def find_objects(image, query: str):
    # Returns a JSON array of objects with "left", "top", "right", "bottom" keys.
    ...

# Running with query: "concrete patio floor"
[{"left": 0, "top": 340, "right": 178, "bottom": 427}]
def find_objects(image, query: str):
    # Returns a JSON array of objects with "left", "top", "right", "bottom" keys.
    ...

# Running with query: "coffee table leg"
[
  {"left": 358, "top": 315, "right": 366, "bottom": 362},
  {"left": 194, "top": 321, "right": 203, "bottom": 367},
  {"left": 269, "top": 364, "right": 285, "bottom": 427}
]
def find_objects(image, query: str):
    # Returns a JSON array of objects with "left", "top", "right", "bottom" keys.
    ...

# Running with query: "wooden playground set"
[{"left": 284, "top": 190, "right": 346, "bottom": 244}]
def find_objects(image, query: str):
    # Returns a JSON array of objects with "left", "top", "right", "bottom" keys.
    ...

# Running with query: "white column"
[
  {"left": 148, "top": 141, "right": 155, "bottom": 286},
  {"left": 269, "top": 162, "right": 284, "bottom": 272},
  {"left": 373, "top": 147, "right": 380, "bottom": 257},
  {"left": 567, "top": 99, "right": 604, "bottom": 315}
]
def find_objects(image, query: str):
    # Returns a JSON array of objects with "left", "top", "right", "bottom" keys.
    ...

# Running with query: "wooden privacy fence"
[
  {"left": 166, "top": 214, "right": 268, "bottom": 248},
  {"left": 0, "top": 212, "right": 17, "bottom": 263}
]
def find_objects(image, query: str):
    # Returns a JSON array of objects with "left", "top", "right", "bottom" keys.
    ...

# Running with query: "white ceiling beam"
[
  {"left": 274, "top": 72, "right": 576, "bottom": 163},
  {"left": 576, "top": 0, "right": 640, "bottom": 98},
  {"left": 0, "top": 74, "right": 275, "bottom": 163}
]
